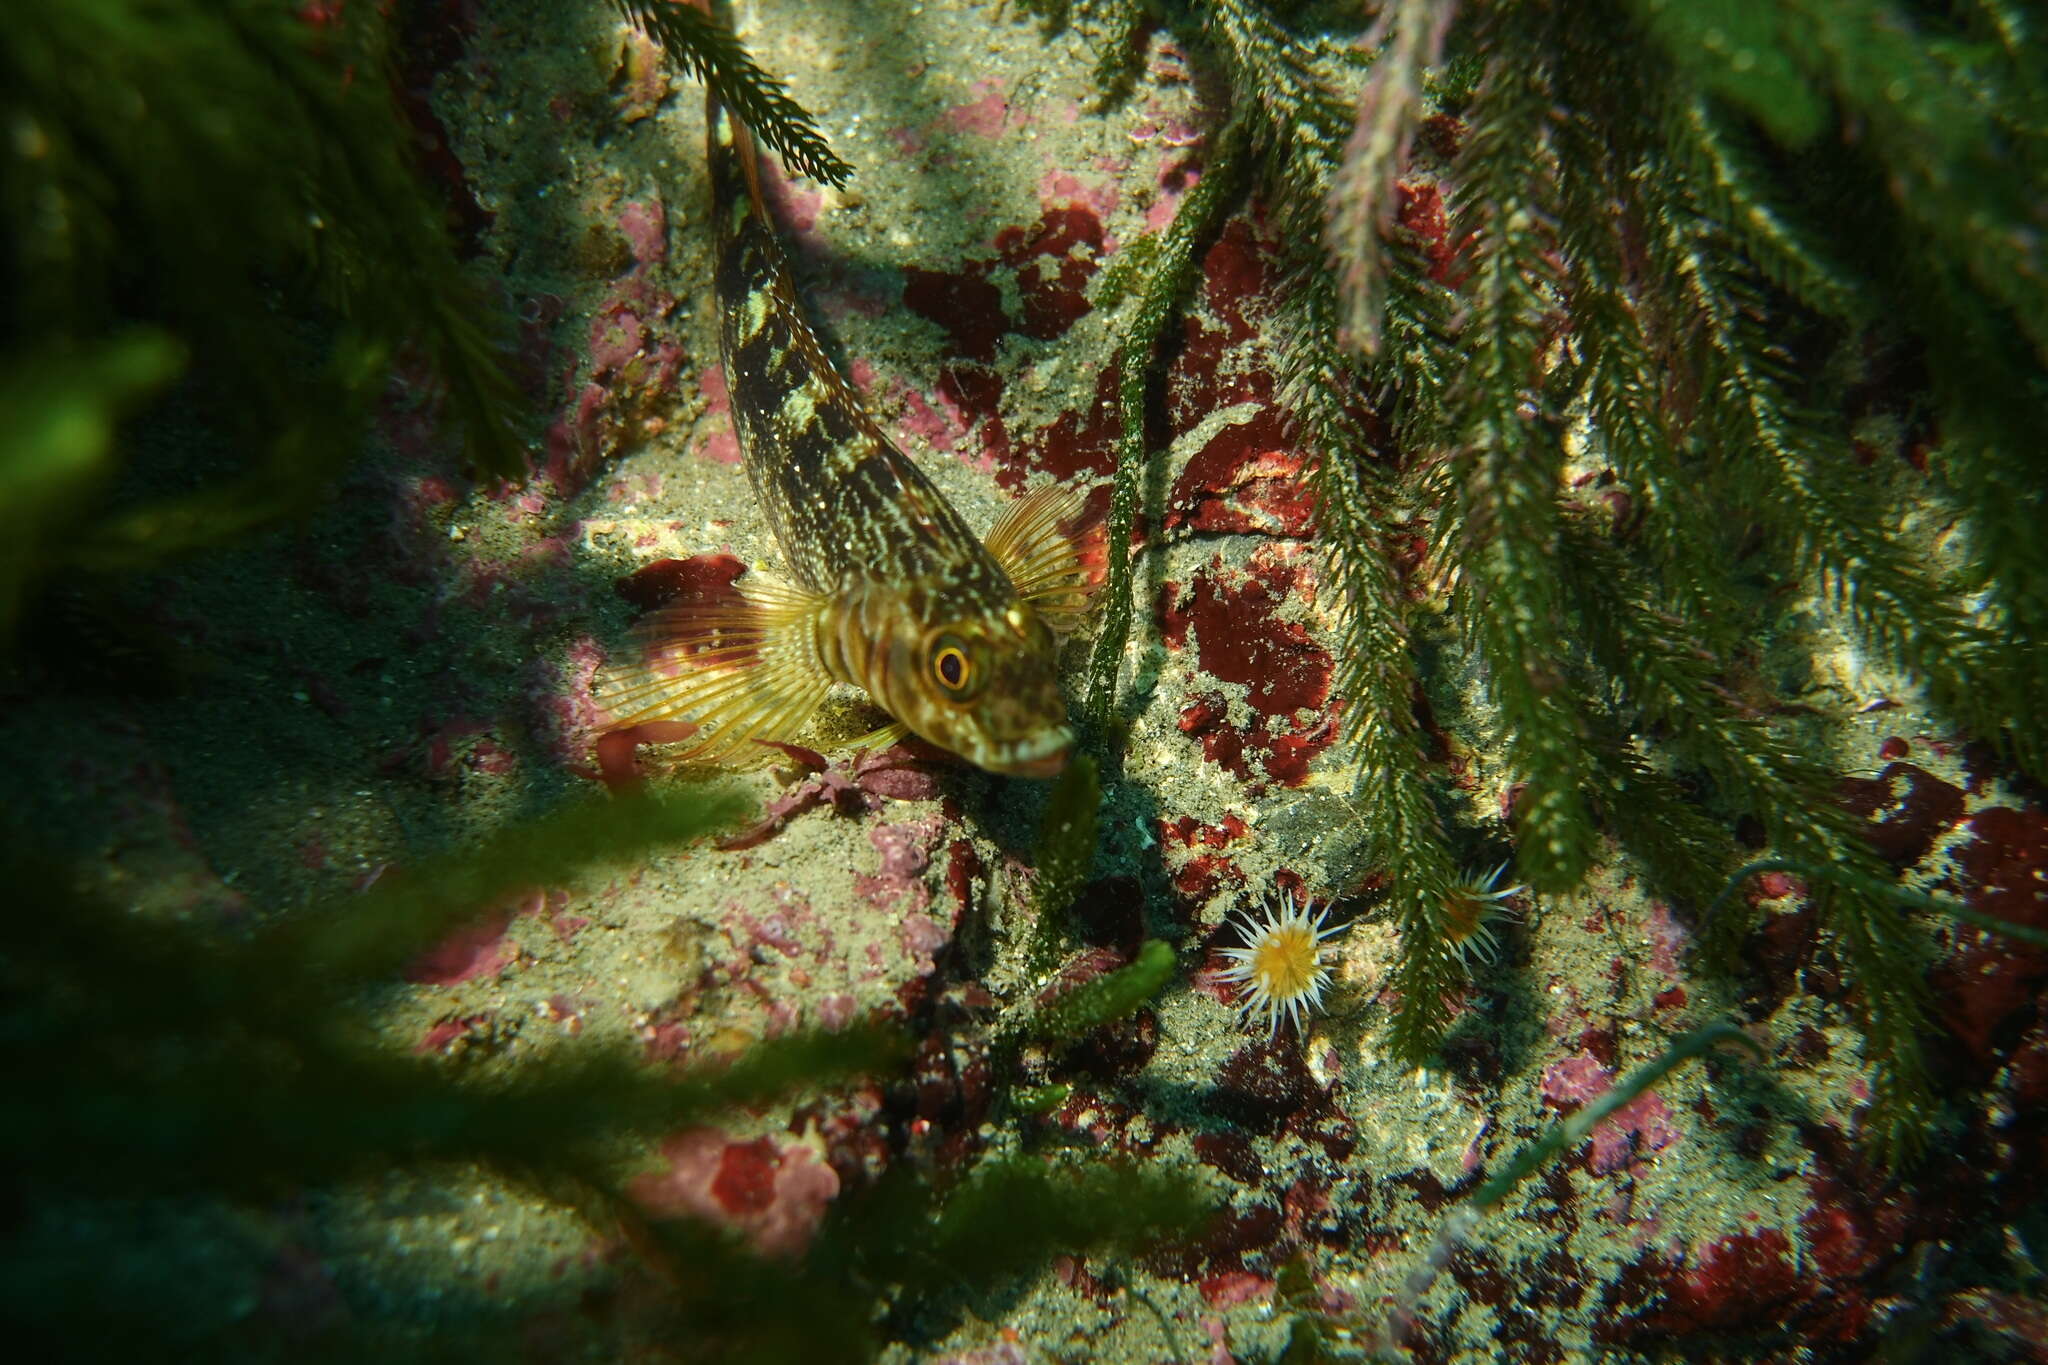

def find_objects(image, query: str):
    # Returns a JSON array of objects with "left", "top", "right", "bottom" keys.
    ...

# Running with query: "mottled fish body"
[{"left": 600, "top": 55, "right": 1101, "bottom": 776}]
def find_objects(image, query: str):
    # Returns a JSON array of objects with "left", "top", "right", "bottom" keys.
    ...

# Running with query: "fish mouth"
[{"left": 987, "top": 730, "right": 1071, "bottom": 778}]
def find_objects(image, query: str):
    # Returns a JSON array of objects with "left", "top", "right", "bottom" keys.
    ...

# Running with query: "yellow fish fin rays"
[
  {"left": 981, "top": 481, "right": 1108, "bottom": 632},
  {"left": 597, "top": 574, "right": 836, "bottom": 766},
  {"left": 844, "top": 718, "right": 911, "bottom": 754}
]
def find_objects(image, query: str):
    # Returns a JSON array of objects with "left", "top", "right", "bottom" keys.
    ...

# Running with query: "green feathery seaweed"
[
  {"left": 1440, "top": 6, "right": 1601, "bottom": 895},
  {"left": 608, "top": 0, "right": 851, "bottom": 186},
  {"left": 1026, "top": 751, "right": 1104, "bottom": 973},
  {"left": 851, "top": 1153, "right": 1208, "bottom": 1290},
  {"left": 1021, "top": 938, "right": 1177, "bottom": 1047},
  {"left": 1083, "top": 112, "right": 1252, "bottom": 742},
  {"left": 1128, "top": 0, "right": 2048, "bottom": 1156},
  {"left": 1325, "top": 0, "right": 1457, "bottom": 356}
]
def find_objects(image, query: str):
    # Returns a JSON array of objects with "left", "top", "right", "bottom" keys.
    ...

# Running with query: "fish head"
[{"left": 870, "top": 597, "right": 1073, "bottom": 777}]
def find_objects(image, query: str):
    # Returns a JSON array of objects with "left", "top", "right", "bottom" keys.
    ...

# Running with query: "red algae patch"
[
  {"left": 1165, "top": 217, "right": 1283, "bottom": 434},
  {"left": 613, "top": 553, "right": 747, "bottom": 613},
  {"left": 1165, "top": 414, "right": 1316, "bottom": 538},
  {"left": 1637, "top": 1228, "right": 1802, "bottom": 1335},
  {"left": 1934, "top": 803, "right": 2048, "bottom": 1067},
  {"left": 1162, "top": 548, "right": 1339, "bottom": 788},
  {"left": 1394, "top": 178, "right": 1472, "bottom": 286},
  {"left": 1183, "top": 564, "right": 1329, "bottom": 714},
  {"left": 1836, "top": 760, "right": 1967, "bottom": 866},
  {"left": 901, "top": 202, "right": 1105, "bottom": 364}
]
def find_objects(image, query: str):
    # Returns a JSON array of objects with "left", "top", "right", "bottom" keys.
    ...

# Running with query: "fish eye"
[{"left": 930, "top": 636, "right": 973, "bottom": 694}]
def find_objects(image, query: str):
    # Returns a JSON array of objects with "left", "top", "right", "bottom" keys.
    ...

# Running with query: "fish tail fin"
[{"left": 597, "top": 575, "right": 833, "bottom": 766}]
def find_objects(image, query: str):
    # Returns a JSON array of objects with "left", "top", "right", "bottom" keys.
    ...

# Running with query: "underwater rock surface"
[{"left": 3, "top": 2, "right": 2043, "bottom": 1362}]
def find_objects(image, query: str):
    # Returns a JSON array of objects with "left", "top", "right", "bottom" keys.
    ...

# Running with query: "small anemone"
[
  {"left": 1215, "top": 888, "right": 1348, "bottom": 1039},
  {"left": 1440, "top": 861, "right": 1528, "bottom": 964}
]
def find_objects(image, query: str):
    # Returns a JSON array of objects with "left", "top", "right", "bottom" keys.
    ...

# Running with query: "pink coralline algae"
[
  {"left": 1144, "top": 146, "right": 1201, "bottom": 232},
  {"left": 413, "top": 1012, "right": 494, "bottom": 1055},
  {"left": 402, "top": 887, "right": 582, "bottom": 989},
  {"left": 723, "top": 898, "right": 807, "bottom": 960},
  {"left": 889, "top": 380, "right": 972, "bottom": 457},
  {"left": 631, "top": 1128, "right": 839, "bottom": 1258},
  {"left": 1199, "top": 1269, "right": 1275, "bottom": 1310},
  {"left": 545, "top": 245, "right": 682, "bottom": 487},
  {"left": 529, "top": 635, "right": 608, "bottom": 772},
  {"left": 588, "top": 304, "right": 646, "bottom": 376},
  {"left": 1642, "top": 901, "right": 1689, "bottom": 977},
  {"left": 403, "top": 910, "right": 514, "bottom": 986},
  {"left": 612, "top": 30, "right": 670, "bottom": 123},
  {"left": 696, "top": 364, "right": 742, "bottom": 464},
  {"left": 1540, "top": 1051, "right": 1681, "bottom": 1173},
  {"left": 756, "top": 154, "right": 824, "bottom": 240},
  {"left": 856, "top": 816, "right": 944, "bottom": 917},
  {"left": 943, "top": 78, "right": 1011, "bottom": 138},
  {"left": 930, "top": 1343, "right": 1027, "bottom": 1365},
  {"left": 1039, "top": 169, "right": 1120, "bottom": 224},
  {"left": 617, "top": 197, "right": 667, "bottom": 266}
]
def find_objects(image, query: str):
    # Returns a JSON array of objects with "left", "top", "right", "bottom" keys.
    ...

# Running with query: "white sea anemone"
[
  {"left": 1440, "top": 861, "right": 1527, "bottom": 963},
  {"left": 1216, "top": 889, "right": 1347, "bottom": 1039}
]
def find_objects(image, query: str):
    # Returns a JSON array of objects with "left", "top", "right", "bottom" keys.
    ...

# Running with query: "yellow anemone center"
[{"left": 1250, "top": 925, "right": 1320, "bottom": 997}]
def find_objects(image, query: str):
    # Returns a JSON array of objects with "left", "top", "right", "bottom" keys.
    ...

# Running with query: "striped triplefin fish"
[{"left": 599, "top": 32, "right": 1104, "bottom": 777}]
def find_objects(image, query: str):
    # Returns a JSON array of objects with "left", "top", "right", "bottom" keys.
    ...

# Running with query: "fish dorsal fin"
[
  {"left": 983, "top": 482, "right": 1109, "bottom": 631},
  {"left": 597, "top": 572, "right": 836, "bottom": 766}
]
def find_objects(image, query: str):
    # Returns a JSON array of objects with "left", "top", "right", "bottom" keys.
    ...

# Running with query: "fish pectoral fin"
[
  {"left": 843, "top": 719, "right": 910, "bottom": 754},
  {"left": 982, "top": 481, "right": 1109, "bottom": 631},
  {"left": 597, "top": 575, "right": 834, "bottom": 765}
]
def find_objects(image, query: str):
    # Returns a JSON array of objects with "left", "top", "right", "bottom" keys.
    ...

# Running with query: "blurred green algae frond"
[
  {"left": 1, "top": 785, "right": 1203, "bottom": 1360},
  {"left": 0, "top": 0, "right": 528, "bottom": 633},
  {"left": 0, "top": 0, "right": 875, "bottom": 638}
]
